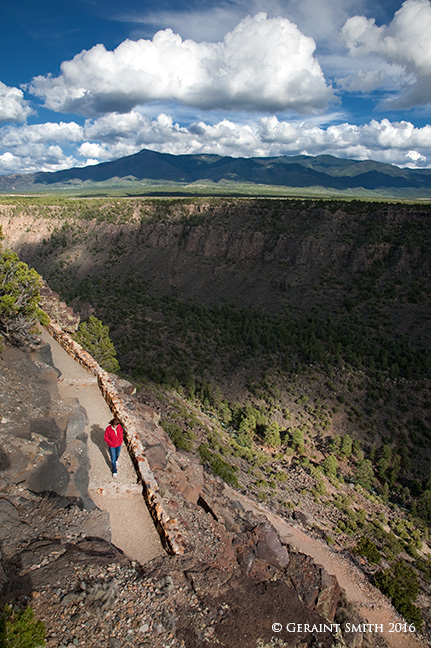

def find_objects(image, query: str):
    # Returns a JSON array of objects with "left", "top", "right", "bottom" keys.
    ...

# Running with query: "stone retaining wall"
[{"left": 45, "top": 321, "right": 185, "bottom": 556}]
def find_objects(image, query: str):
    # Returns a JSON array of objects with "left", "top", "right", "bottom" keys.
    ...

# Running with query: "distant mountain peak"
[{"left": 1, "top": 148, "right": 431, "bottom": 197}]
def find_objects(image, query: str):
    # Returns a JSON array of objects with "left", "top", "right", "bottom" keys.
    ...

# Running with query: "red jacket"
[{"left": 104, "top": 424, "right": 123, "bottom": 448}]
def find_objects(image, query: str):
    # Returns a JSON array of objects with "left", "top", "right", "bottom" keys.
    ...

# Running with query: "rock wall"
[
  {"left": 3, "top": 202, "right": 431, "bottom": 320},
  {"left": 0, "top": 343, "right": 92, "bottom": 509}
]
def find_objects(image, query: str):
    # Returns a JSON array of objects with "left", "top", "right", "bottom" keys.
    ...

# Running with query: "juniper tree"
[
  {"left": 0, "top": 605, "right": 46, "bottom": 648},
  {"left": 74, "top": 315, "right": 120, "bottom": 372},
  {"left": 0, "top": 228, "right": 48, "bottom": 347}
]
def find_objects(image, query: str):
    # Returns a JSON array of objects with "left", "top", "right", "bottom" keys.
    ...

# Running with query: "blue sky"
[{"left": 1, "top": 0, "right": 431, "bottom": 174}]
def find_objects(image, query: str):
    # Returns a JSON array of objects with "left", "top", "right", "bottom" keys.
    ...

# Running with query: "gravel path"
[
  {"left": 224, "top": 486, "right": 429, "bottom": 648},
  {"left": 41, "top": 328, "right": 164, "bottom": 565}
]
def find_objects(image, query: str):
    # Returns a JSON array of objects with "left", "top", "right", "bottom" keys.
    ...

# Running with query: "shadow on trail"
[{"left": 90, "top": 424, "right": 111, "bottom": 469}]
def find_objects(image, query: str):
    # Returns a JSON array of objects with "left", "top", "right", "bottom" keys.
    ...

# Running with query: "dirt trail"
[
  {"left": 224, "top": 486, "right": 429, "bottom": 648},
  {"left": 41, "top": 328, "right": 164, "bottom": 565}
]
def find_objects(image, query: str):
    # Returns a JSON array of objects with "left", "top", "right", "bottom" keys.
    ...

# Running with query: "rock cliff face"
[
  {"left": 0, "top": 342, "right": 91, "bottom": 507},
  {"left": 1, "top": 200, "right": 431, "bottom": 322}
]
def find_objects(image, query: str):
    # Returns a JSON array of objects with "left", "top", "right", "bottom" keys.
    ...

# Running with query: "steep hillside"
[
  {"left": 2, "top": 196, "right": 431, "bottom": 636},
  {"left": 0, "top": 332, "right": 359, "bottom": 648}
]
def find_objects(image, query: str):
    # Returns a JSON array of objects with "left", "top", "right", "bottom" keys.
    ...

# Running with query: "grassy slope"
[{"left": 3, "top": 177, "right": 431, "bottom": 200}]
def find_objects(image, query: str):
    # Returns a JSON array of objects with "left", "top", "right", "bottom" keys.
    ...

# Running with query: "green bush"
[
  {"left": 198, "top": 443, "right": 239, "bottom": 487},
  {"left": 354, "top": 536, "right": 381, "bottom": 564},
  {"left": 160, "top": 419, "right": 196, "bottom": 451},
  {"left": 74, "top": 315, "right": 120, "bottom": 372},
  {"left": 0, "top": 228, "right": 48, "bottom": 347},
  {"left": 0, "top": 605, "right": 45, "bottom": 648},
  {"left": 374, "top": 560, "right": 422, "bottom": 630}
]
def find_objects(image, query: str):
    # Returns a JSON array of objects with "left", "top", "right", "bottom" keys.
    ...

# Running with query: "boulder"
[
  {"left": 27, "top": 453, "right": 70, "bottom": 495},
  {"left": 2, "top": 445, "right": 29, "bottom": 481},
  {"left": 293, "top": 509, "right": 314, "bottom": 527},
  {"left": 145, "top": 443, "right": 168, "bottom": 471},
  {"left": 81, "top": 509, "right": 111, "bottom": 542},
  {"left": 172, "top": 460, "right": 204, "bottom": 505},
  {"left": 66, "top": 402, "right": 88, "bottom": 442},
  {"left": 30, "top": 417, "right": 66, "bottom": 454},
  {"left": 315, "top": 570, "right": 341, "bottom": 622},
  {"left": 254, "top": 522, "right": 289, "bottom": 570}
]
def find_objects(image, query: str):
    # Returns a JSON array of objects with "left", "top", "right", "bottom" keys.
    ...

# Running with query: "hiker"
[{"left": 104, "top": 417, "right": 123, "bottom": 477}]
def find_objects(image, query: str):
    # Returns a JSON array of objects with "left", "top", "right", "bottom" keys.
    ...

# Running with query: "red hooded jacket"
[{"left": 104, "top": 423, "right": 123, "bottom": 448}]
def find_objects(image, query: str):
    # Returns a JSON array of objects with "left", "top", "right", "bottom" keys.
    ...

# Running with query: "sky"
[{"left": 1, "top": 0, "right": 431, "bottom": 175}]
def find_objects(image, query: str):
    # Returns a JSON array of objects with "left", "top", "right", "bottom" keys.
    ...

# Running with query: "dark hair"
[{"left": 110, "top": 417, "right": 120, "bottom": 426}]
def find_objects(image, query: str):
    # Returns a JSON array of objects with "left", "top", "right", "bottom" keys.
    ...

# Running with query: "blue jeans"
[{"left": 109, "top": 445, "right": 121, "bottom": 474}]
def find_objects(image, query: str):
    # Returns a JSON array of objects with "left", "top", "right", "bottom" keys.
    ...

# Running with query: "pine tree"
[
  {"left": 356, "top": 459, "right": 374, "bottom": 490},
  {"left": 340, "top": 434, "right": 353, "bottom": 459},
  {"left": 74, "top": 315, "right": 120, "bottom": 372},
  {"left": 323, "top": 454, "right": 338, "bottom": 477},
  {"left": 263, "top": 421, "right": 281, "bottom": 448}
]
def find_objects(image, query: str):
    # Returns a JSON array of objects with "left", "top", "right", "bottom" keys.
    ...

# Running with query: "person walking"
[{"left": 104, "top": 417, "right": 123, "bottom": 477}]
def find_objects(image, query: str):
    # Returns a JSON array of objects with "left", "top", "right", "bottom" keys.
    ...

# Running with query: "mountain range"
[{"left": 2, "top": 148, "right": 431, "bottom": 196}]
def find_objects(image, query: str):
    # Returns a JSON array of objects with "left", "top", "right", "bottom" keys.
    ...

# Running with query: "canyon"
[{"left": 1, "top": 196, "right": 431, "bottom": 646}]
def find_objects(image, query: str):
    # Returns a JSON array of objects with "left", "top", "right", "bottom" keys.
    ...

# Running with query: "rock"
[
  {"left": 218, "top": 508, "right": 240, "bottom": 533},
  {"left": 80, "top": 509, "right": 111, "bottom": 542},
  {"left": 156, "top": 575, "right": 175, "bottom": 593},
  {"left": 293, "top": 509, "right": 314, "bottom": 527},
  {"left": 0, "top": 562, "right": 6, "bottom": 591},
  {"left": 315, "top": 570, "right": 341, "bottom": 622},
  {"left": 1, "top": 445, "right": 28, "bottom": 480},
  {"left": 69, "top": 440, "right": 93, "bottom": 509},
  {"left": 39, "top": 283, "right": 80, "bottom": 332},
  {"left": 116, "top": 378, "right": 136, "bottom": 396},
  {"left": 0, "top": 499, "right": 22, "bottom": 541},
  {"left": 27, "top": 453, "right": 70, "bottom": 496},
  {"left": 108, "top": 638, "right": 121, "bottom": 648},
  {"left": 66, "top": 402, "right": 88, "bottom": 442},
  {"left": 254, "top": 522, "right": 289, "bottom": 570},
  {"left": 31, "top": 341, "right": 53, "bottom": 364},
  {"left": 0, "top": 421, "right": 32, "bottom": 440},
  {"left": 229, "top": 499, "right": 245, "bottom": 513},
  {"left": 30, "top": 417, "right": 66, "bottom": 454},
  {"left": 285, "top": 552, "right": 321, "bottom": 609},
  {"left": 172, "top": 459, "right": 204, "bottom": 505},
  {"left": 236, "top": 545, "right": 256, "bottom": 575},
  {"left": 145, "top": 444, "right": 168, "bottom": 471}
]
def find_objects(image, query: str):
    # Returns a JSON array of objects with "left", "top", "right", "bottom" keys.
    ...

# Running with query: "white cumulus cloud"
[
  {"left": 0, "top": 81, "right": 33, "bottom": 123},
  {"left": 342, "top": 0, "right": 431, "bottom": 106},
  {"left": 2, "top": 111, "right": 431, "bottom": 175},
  {"left": 0, "top": 144, "right": 79, "bottom": 175},
  {"left": 75, "top": 113, "right": 431, "bottom": 167},
  {"left": 0, "top": 121, "right": 83, "bottom": 148},
  {"left": 28, "top": 13, "right": 333, "bottom": 116},
  {"left": 0, "top": 121, "right": 84, "bottom": 175}
]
